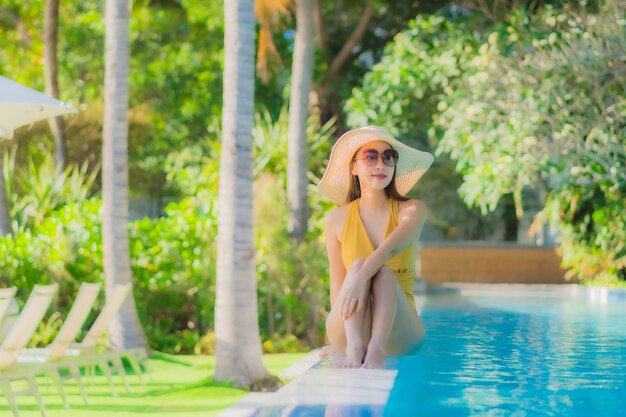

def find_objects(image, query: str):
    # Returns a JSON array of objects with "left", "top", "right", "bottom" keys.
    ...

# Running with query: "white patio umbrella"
[{"left": 0, "top": 75, "right": 78, "bottom": 139}]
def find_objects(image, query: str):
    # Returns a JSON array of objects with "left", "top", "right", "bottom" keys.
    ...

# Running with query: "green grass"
[{"left": 2, "top": 352, "right": 308, "bottom": 417}]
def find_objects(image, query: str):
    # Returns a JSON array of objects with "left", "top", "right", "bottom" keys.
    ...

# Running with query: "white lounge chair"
[
  {"left": 17, "top": 283, "right": 145, "bottom": 397},
  {"left": 0, "top": 287, "right": 18, "bottom": 344},
  {"left": 17, "top": 282, "right": 101, "bottom": 404},
  {"left": 0, "top": 297, "right": 19, "bottom": 344},
  {"left": 0, "top": 287, "right": 17, "bottom": 326},
  {"left": 0, "top": 284, "right": 59, "bottom": 417},
  {"left": 62, "top": 283, "right": 151, "bottom": 393},
  {"left": 18, "top": 282, "right": 101, "bottom": 362}
]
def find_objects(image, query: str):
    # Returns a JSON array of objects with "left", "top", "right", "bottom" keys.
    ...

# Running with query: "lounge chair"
[
  {"left": 39, "top": 283, "right": 151, "bottom": 395},
  {"left": 17, "top": 283, "right": 145, "bottom": 397},
  {"left": 0, "top": 287, "right": 18, "bottom": 343},
  {"left": 18, "top": 282, "right": 101, "bottom": 362},
  {"left": 0, "top": 284, "right": 59, "bottom": 417},
  {"left": 67, "top": 283, "right": 152, "bottom": 387},
  {"left": 0, "top": 287, "right": 17, "bottom": 325},
  {"left": 17, "top": 282, "right": 101, "bottom": 403}
]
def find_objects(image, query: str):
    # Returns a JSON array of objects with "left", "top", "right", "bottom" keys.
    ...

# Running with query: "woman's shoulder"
[
  {"left": 398, "top": 199, "right": 427, "bottom": 217},
  {"left": 399, "top": 198, "right": 426, "bottom": 209},
  {"left": 324, "top": 203, "right": 352, "bottom": 234},
  {"left": 325, "top": 203, "right": 350, "bottom": 224}
]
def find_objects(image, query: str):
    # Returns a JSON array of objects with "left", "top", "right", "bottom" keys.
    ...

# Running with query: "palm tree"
[
  {"left": 287, "top": 0, "right": 314, "bottom": 241},
  {"left": 214, "top": 0, "right": 269, "bottom": 385},
  {"left": 44, "top": 0, "right": 66, "bottom": 170},
  {"left": 102, "top": 0, "right": 148, "bottom": 351}
]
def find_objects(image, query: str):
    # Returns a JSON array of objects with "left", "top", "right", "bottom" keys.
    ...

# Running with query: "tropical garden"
[{"left": 0, "top": 0, "right": 624, "bottom": 413}]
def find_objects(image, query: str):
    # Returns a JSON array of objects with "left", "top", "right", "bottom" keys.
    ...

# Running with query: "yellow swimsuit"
[{"left": 340, "top": 198, "right": 417, "bottom": 310}]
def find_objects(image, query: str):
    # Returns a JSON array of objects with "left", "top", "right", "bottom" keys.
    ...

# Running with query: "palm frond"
[{"left": 254, "top": 0, "right": 293, "bottom": 84}]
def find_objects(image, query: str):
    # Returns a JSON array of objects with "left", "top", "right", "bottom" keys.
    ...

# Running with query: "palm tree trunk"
[
  {"left": 215, "top": 0, "right": 268, "bottom": 386},
  {"left": 103, "top": 0, "right": 148, "bottom": 351},
  {"left": 287, "top": 0, "right": 314, "bottom": 242},
  {"left": 44, "top": 0, "right": 67, "bottom": 171}
]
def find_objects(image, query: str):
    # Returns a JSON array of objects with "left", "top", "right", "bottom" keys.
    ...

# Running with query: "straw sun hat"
[{"left": 317, "top": 126, "right": 434, "bottom": 205}]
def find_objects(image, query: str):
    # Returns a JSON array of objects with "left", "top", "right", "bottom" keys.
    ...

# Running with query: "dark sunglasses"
[{"left": 355, "top": 148, "right": 399, "bottom": 167}]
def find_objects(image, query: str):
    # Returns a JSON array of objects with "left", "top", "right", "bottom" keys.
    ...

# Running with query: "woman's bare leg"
[
  {"left": 385, "top": 288, "right": 425, "bottom": 356},
  {"left": 362, "top": 266, "right": 425, "bottom": 369},
  {"left": 326, "top": 260, "right": 362, "bottom": 354},
  {"left": 325, "top": 259, "right": 374, "bottom": 368},
  {"left": 361, "top": 266, "right": 396, "bottom": 369},
  {"left": 339, "top": 285, "right": 371, "bottom": 368}
]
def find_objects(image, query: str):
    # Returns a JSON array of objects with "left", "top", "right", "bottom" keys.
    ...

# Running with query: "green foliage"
[
  {"left": 0, "top": 228, "right": 64, "bottom": 290},
  {"left": 11, "top": 152, "right": 98, "bottom": 232},
  {"left": 0, "top": 150, "right": 102, "bottom": 301},
  {"left": 255, "top": 174, "right": 329, "bottom": 347},
  {"left": 546, "top": 187, "right": 626, "bottom": 287},
  {"left": 0, "top": 0, "right": 224, "bottom": 198},
  {"left": 252, "top": 107, "right": 334, "bottom": 346},
  {"left": 253, "top": 106, "right": 337, "bottom": 182},
  {"left": 344, "top": 11, "right": 506, "bottom": 240},
  {"left": 1, "top": 110, "right": 336, "bottom": 352},
  {"left": 345, "top": 13, "right": 481, "bottom": 140},
  {"left": 129, "top": 195, "right": 218, "bottom": 351},
  {"left": 262, "top": 334, "right": 307, "bottom": 354},
  {"left": 193, "top": 331, "right": 216, "bottom": 355},
  {"left": 29, "top": 312, "right": 64, "bottom": 348},
  {"left": 432, "top": 3, "right": 626, "bottom": 284},
  {"left": 134, "top": 110, "right": 336, "bottom": 350},
  {"left": 433, "top": 7, "right": 571, "bottom": 214},
  {"left": 345, "top": 2, "right": 625, "bottom": 283},
  {"left": 129, "top": 0, "right": 224, "bottom": 189}
]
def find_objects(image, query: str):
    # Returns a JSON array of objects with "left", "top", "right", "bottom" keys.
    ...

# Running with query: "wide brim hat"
[{"left": 317, "top": 126, "right": 434, "bottom": 205}]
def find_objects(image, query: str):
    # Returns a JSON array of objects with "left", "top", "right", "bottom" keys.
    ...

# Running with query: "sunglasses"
[{"left": 355, "top": 148, "right": 399, "bottom": 167}]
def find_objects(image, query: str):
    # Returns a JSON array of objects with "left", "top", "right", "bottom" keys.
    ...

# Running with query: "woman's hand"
[{"left": 341, "top": 275, "right": 367, "bottom": 320}]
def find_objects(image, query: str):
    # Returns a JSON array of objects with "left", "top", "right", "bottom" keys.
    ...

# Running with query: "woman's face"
[{"left": 351, "top": 140, "right": 396, "bottom": 192}]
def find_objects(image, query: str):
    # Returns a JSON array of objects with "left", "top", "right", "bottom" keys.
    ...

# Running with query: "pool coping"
[{"left": 423, "top": 282, "right": 626, "bottom": 302}]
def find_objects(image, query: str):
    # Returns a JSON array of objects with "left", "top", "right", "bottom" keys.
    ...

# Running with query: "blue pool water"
[
  {"left": 385, "top": 287, "right": 626, "bottom": 416},
  {"left": 250, "top": 286, "right": 626, "bottom": 417}
]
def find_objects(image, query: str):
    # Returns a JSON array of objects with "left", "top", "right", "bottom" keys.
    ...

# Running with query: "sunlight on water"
[{"left": 385, "top": 291, "right": 626, "bottom": 417}]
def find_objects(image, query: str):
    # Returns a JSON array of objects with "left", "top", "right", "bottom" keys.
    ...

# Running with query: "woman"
[{"left": 317, "top": 126, "right": 434, "bottom": 369}]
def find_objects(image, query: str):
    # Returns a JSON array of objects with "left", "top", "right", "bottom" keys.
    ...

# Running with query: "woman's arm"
[
  {"left": 341, "top": 199, "right": 427, "bottom": 319},
  {"left": 357, "top": 199, "right": 427, "bottom": 281},
  {"left": 325, "top": 208, "right": 347, "bottom": 307}
]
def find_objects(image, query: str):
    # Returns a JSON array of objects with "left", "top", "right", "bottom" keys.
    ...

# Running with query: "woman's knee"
[
  {"left": 371, "top": 266, "right": 398, "bottom": 302},
  {"left": 348, "top": 258, "right": 365, "bottom": 273},
  {"left": 377, "top": 265, "right": 393, "bottom": 274},
  {"left": 373, "top": 265, "right": 396, "bottom": 283}
]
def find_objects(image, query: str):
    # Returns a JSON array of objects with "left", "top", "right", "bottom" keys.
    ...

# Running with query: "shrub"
[{"left": 432, "top": 3, "right": 626, "bottom": 284}]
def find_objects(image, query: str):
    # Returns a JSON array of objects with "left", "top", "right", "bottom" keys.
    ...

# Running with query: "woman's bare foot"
[
  {"left": 338, "top": 345, "right": 364, "bottom": 368},
  {"left": 319, "top": 345, "right": 334, "bottom": 359},
  {"left": 361, "top": 344, "right": 385, "bottom": 369}
]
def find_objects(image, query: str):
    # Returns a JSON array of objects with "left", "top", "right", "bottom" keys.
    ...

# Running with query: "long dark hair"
[{"left": 346, "top": 146, "right": 409, "bottom": 204}]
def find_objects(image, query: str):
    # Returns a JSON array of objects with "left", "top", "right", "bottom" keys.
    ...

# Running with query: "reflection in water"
[{"left": 252, "top": 404, "right": 384, "bottom": 417}]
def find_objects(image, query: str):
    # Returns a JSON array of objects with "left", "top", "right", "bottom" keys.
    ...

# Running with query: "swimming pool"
[
  {"left": 386, "top": 284, "right": 626, "bottom": 416},
  {"left": 233, "top": 284, "right": 626, "bottom": 417}
]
